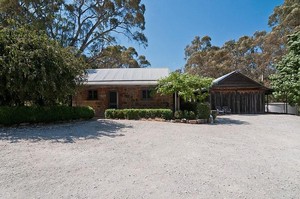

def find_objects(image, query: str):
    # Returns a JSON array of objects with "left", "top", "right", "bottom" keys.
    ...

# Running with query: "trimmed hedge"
[
  {"left": 174, "top": 110, "right": 196, "bottom": 120},
  {"left": 105, "top": 109, "right": 173, "bottom": 120},
  {"left": 0, "top": 106, "right": 95, "bottom": 125}
]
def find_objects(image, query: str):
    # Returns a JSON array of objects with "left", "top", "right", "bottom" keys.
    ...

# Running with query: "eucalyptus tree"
[
  {"left": 89, "top": 45, "right": 150, "bottom": 68},
  {"left": 266, "top": 0, "right": 300, "bottom": 66},
  {"left": 184, "top": 35, "right": 212, "bottom": 60},
  {"left": 0, "top": 0, "right": 147, "bottom": 58},
  {"left": 184, "top": 0, "right": 300, "bottom": 86}
]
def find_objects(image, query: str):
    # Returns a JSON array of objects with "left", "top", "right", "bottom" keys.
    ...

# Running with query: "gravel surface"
[{"left": 0, "top": 114, "right": 300, "bottom": 199}]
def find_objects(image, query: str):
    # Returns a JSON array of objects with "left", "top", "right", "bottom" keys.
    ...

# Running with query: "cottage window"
[
  {"left": 88, "top": 90, "right": 98, "bottom": 100},
  {"left": 142, "top": 89, "right": 152, "bottom": 100}
]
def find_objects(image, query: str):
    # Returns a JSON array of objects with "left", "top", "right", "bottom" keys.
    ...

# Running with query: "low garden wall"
[{"left": 265, "top": 103, "right": 299, "bottom": 115}]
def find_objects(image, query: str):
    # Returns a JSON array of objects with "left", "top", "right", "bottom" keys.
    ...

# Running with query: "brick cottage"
[{"left": 72, "top": 68, "right": 174, "bottom": 117}]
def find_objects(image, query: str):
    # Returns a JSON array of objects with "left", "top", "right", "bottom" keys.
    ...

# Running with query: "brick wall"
[{"left": 73, "top": 85, "right": 174, "bottom": 117}]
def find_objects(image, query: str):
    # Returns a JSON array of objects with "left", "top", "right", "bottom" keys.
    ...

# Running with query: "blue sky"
[{"left": 122, "top": 0, "right": 284, "bottom": 71}]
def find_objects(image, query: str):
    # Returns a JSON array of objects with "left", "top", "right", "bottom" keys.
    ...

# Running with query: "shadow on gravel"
[
  {"left": 215, "top": 116, "right": 250, "bottom": 125},
  {"left": 0, "top": 119, "right": 132, "bottom": 143}
]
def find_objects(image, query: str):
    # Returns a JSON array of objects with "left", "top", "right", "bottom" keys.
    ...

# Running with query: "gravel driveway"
[{"left": 1, "top": 114, "right": 300, "bottom": 199}]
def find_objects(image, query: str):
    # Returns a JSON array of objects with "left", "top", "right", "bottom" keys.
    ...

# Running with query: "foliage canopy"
[
  {"left": 0, "top": 0, "right": 147, "bottom": 54},
  {"left": 270, "top": 31, "right": 300, "bottom": 105},
  {"left": 0, "top": 26, "right": 87, "bottom": 106},
  {"left": 156, "top": 72, "right": 213, "bottom": 102},
  {"left": 184, "top": 0, "right": 300, "bottom": 86},
  {"left": 89, "top": 45, "right": 150, "bottom": 68},
  {"left": 0, "top": 0, "right": 149, "bottom": 67}
]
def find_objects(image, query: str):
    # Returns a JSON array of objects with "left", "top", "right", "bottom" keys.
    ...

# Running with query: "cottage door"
[{"left": 109, "top": 91, "right": 118, "bottom": 109}]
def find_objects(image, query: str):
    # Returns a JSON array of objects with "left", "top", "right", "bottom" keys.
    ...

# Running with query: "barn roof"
[
  {"left": 85, "top": 68, "right": 170, "bottom": 85},
  {"left": 212, "top": 70, "right": 269, "bottom": 90},
  {"left": 213, "top": 71, "right": 236, "bottom": 85}
]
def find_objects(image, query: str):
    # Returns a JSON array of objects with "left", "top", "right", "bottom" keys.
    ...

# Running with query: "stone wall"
[{"left": 73, "top": 85, "right": 174, "bottom": 117}]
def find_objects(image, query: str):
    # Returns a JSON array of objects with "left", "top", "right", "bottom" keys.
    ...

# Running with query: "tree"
[
  {"left": 269, "top": 0, "right": 300, "bottom": 33},
  {"left": 184, "top": 0, "right": 300, "bottom": 85},
  {"left": 0, "top": 0, "right": 147, "bottom": 56},
  {"left": 156, "top": 72, "right": 213, "bottom": 103},
  {"left": 0, "top": 26, "right": 87, "bottom": 106},
  {"left": 270, "top": 31, "right": 300, "bottom": 105},
  {"left": 265, "top": 0, "right": 300, "bottom": 69},
  {"left": 184, "top": 35, "right": 212, "bottom": 60},
  {"left": 89, "top": 45, "right": 150, "bottom": 68}
]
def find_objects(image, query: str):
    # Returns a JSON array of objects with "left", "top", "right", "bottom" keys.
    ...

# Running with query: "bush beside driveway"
[{"left": 0, "top": 114, "right": 299, "bottom": 198}]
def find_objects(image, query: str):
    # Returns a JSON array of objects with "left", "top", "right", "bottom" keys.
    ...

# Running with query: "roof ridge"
[{"left": 212, "top": 70, "right": 269, "bottom": 90}]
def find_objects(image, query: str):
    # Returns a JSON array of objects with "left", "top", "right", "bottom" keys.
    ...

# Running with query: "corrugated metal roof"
[{"left": 85, "top": 68, "right": 170, "bottom": 85}]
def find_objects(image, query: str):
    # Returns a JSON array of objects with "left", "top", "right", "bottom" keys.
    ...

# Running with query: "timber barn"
[{"left": 210, "top": 71, "right": 270, "bottom": 114}]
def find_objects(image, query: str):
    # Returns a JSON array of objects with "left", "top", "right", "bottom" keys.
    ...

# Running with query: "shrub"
[
  {"left": 188, "top": 111, "right": 196, "bottom": 120},
  {"left": 160, "top": 109, "right": 173, "bottom": 120},
  {"left": 211, "top": 110, "right": 217, "bottom": 120},
  {"left": 0, "top": 106, "right": 95, "bottom": 126},
  {"left": 105, "top": 109, "right": 173, "bottom": 120},
  {"left": 125, "top": 109, "right": 139, "bottom": 120},
  {"left": 183, "top": 110, "right": 189, "bottom": 119},
  {"left": 197, "top": 103, "right": 211, "bottom": 119},
  {"left": 105, "top": 109, "right": 115, "bottom": 119},
  {"left": 181, "top": 101, "right": 198, "bottom": 112},
  {"left": 115, "top": 109, "right": 125, "bottom": 119},
  {"left": 182, "top": 110, "right": 196, "bottom": 120},
  {"left": 174, "top": 110, "right": 183, "bottom": 119}
]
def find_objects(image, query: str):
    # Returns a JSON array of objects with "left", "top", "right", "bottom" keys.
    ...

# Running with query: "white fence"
[{"left": 265, "top": 103, "right": 299, "bottom": 115}]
